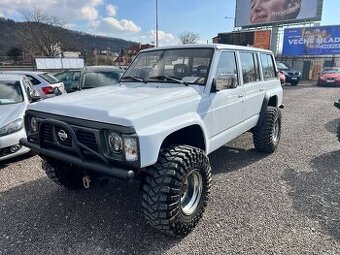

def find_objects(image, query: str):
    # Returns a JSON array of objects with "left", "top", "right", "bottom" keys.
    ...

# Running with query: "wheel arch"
[{"left": 160, "top": 124, "right": 206, "bottom": 152}]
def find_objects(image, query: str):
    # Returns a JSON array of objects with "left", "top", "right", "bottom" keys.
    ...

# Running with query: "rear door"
[{"left": 239, "top": 51, "right": 264, "bottom": 120}]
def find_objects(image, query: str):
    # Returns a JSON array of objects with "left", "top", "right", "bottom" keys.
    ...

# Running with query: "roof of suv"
[{"left": 140, "top": 43, "right": 273, "bottom": 54}]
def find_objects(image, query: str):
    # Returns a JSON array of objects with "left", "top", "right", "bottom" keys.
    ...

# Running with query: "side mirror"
[
  {"left": 27, "top": 87, "right": 42, "bottom": 102},
  {"left": 212, "top": 74, "right": 238, "bottom": 92}
]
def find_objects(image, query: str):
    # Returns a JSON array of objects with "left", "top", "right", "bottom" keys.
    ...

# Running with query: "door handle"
[
  {"left": 259, "top": 88, "right": 264, "bottom": 91},
  {"left": 238, "top": 94, "right": 244, "bottom": 98}
]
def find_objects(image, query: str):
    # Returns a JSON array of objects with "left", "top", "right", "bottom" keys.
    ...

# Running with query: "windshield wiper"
[
  {"left": 148, "top": 75, "right": 184, "bottom": 84},
  {"left": 120, "top": 75, "right": 146, "bottom": 83}
]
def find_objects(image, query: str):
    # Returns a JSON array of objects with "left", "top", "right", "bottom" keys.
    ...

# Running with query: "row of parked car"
[{"left": 0, "top": 65, "right": 125, "bottom": 161}]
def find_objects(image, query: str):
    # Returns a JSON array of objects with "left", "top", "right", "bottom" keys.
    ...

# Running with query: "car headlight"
[
  {"left": 0, "top": 118, "right": 23, "bottom": 137},
  {"left": 107, "top": 131, "right": 123, "bottom": 154},
  {"left": 30, "top": 116, "right": 38, "bottom": 133},
  {"left": 124, "top": 137, "right": 138, "bottom": 161}
]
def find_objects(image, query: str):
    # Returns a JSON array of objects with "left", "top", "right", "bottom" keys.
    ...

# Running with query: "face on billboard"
[
  {"left": 250, "top": 0, "right": 301, "bottom": 24},
  {"left": 235, "top": 0, "right": 321, "bottom": 27}
]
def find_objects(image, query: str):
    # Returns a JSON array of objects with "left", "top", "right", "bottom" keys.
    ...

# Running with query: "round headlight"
[
  {"left": 108, "top": 131, "right": 122, "bottom": 154},
  {"left": 30, "top": 117, "right": 38, "bottom": 132}
]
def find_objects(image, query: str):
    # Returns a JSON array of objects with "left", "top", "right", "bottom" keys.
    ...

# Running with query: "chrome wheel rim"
[
  {"left": 180, "top": 169, "right": 203, "bottom": 216},
  {"left": 272, "top": 119, "right": 280, "bottom": 143}
]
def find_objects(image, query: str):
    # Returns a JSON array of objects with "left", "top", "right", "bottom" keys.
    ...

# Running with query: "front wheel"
[
  {"left": 253, "top": 106, "right": 282, "bottom": 153},
  {"left": 142, "top": 145, "right": 212, "bottom": 236}
]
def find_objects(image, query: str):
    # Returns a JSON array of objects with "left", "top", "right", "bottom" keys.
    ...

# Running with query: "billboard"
[
  {"left": 215, "top": 30, "right": 271, "bottom": 49},
  {"left": 282, "top": 25, "right": 340, "bottom": 56},
  {"left": 235, "top": 0, "right": 323, "bottom": 28}
]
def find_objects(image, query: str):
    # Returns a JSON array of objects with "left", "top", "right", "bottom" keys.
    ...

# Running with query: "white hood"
[
  {"left": 0, "top": 102, "right": 27, "bottom": 126},
  {"left": 27, "top": 83, "right": 204, "bottom": 128}
]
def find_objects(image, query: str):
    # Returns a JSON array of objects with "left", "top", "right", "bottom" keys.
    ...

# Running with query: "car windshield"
[
  {"left": 0, "top": 80, "right": 24, "bottom": 105},
  {"left": 276, "top": 62, "right": 289, "bottom": 70},
  {"left": 121, "top": 48, "right": 214, "bottom": 86},
  {"left": 83, "top": 71, "right": 123, "bottom": 89},
  {"left": 39, "top": 73, "right": 59, "bottom": 84},
  {"left": 322, "top": 69, "right": 340, "bottom": 74}
]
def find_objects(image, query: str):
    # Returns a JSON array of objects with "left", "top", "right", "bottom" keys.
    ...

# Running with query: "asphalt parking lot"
[{"left": 0, "top": 82, "right": 339, "bottom": 255}]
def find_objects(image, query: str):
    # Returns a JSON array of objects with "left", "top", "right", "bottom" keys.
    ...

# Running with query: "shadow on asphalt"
[
  {"left": 0, "top": 151, "right": 36, "bottom": 170},
  {"left": 0, "top": 178, "right": 180, "bottom": 254},
  {"left": 282, "top": 150, "right": 340, "bottom": 241},
  {"left": 324, "top": 118, "right": 340, "bottom": 135},
  {"left": 209, "top": 146, "right": 267, "bottom": 175}
]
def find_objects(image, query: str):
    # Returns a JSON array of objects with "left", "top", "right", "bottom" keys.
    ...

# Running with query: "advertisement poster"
[
  {"left": 216, "top": 30, "right": 271, "bottom": 50},
  {"left": 282, "top": 25, "right": 340, "bottom": 56},
  {"left": 235, "top": 0, "right": 322, "bottom": 27}
]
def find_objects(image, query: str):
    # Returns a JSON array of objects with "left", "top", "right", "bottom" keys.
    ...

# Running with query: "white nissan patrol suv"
[{"left": 20, "top": 44, "right": 283, "bottom": 236}]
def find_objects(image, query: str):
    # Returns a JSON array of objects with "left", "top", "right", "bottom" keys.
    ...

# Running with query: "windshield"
[
  {"left": 276, "top": 62, "right": 289, "bottom": 70},
  {"left": 121, "top": 48, "right": 214, "bottom": 86},
  {"left": 39, "top": 73, "right": 59, "bottom": 84},
  {"left": 83, "top": 71, "right": 123, "bottom": 89},
  {"left": 322, "top": 69, "right": 340, "bottom": 74},
  {"left": 0, "top": 80, "right": 24, "bottom": 105}
]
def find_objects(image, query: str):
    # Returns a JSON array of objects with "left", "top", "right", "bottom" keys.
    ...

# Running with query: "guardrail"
[{"left": 0, "top": 65, "right": 34, "bottom": 71}]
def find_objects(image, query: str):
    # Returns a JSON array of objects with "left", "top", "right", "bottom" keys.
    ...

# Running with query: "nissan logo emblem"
[{"left": 57, "top": 130, "right": 68, "bottom": 141}]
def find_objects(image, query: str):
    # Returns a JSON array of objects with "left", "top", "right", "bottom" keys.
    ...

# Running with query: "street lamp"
[{"left": 155, "top": 0, "right": 159, "bottom": 47}]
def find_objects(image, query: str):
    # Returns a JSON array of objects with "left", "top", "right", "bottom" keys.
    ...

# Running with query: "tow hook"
[{"left": 82, "top": 175, "right": 91, "bottom": 189}]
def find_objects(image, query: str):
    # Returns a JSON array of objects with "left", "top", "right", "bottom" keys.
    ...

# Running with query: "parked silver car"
[
  {"left": 0, "top": 74, "right": 41, "bottom": 161},
  {"left": 0, "top": 71, "right": 66, "bottom": 98}
]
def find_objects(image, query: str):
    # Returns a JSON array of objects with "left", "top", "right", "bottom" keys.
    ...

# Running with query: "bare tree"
[
  {"left": 19, "top": 8, "right": 70, "bottom": 57},
  {"left": 178, "top": 31, "right": 200, "bottom": 44}
]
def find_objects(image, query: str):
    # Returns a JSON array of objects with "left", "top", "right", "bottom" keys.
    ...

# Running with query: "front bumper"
[
  {"left": 20, "top": 118, "right": 136, "bottom": 180},
  {"left": 20, "top": 138, "right": 135, "bottom": 180},
  {"left": 0, "top": 128, "right": 30, "bottom": 161}
]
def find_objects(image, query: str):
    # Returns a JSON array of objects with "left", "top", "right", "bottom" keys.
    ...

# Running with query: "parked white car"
[
  {"left": 21, "top": 44, "right": 283, "bottom": 236},
  {"left": 0, "top": 71, "right": 66, "bottom": 98},
  {"left": 0, "top": 74, "right": 41, "bottom": 161}
]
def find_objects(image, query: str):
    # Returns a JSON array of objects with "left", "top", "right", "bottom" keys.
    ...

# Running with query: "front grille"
[
  {"left": 76, "top": 129, "right": 98, "bottom": 152},
  {"left": 0, "top": 147, "right": 12, "bottom": 157},
  {"left": 39, "top": 123, "right": 98, "bottom": 152}
]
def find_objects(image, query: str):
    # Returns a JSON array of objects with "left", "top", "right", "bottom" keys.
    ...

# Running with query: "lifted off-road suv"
[{"left": 21, "top": 44, "right": 283, "bottom": 236}]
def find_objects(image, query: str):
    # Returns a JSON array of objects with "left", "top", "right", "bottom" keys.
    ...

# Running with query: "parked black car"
[{"left": 276, "top": 62, "right": 301, "bottom": 86}]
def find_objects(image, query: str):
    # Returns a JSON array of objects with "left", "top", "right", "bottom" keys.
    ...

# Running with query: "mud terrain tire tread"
[
  {"left": 142, "top": 145, "right": 211, "bottom": 236},
  {"left": 253, "top": 106, "right": 282, "bottom": 153}
]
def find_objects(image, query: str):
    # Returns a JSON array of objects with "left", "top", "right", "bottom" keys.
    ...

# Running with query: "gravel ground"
[{"left": 0, "top": 82, "right": 339, "bottom": 255}]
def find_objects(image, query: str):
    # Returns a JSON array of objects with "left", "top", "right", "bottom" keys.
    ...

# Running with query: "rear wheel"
[
  {"left": 253, "top": 107, "right": 282, "bottom": 153},
  {"left": 142, "top": 145, "right": 211, "bottom": 236}
]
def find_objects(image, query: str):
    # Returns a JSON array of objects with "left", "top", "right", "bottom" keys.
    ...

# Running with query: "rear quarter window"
[
  {"left": 260, "top": 54, "right": 276, "bottom": 80},
  {"left": 39, "top": 73, "right": 59, "bottom": 84}
]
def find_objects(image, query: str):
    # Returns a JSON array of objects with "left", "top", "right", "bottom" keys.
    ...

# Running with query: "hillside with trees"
[{"left": 0, "top": 17, "right": 136, "bottom": 57}]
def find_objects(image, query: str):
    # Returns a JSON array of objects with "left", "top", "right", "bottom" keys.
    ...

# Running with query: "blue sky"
[{"left": 0, "top": 0, "right": 337, "bottom": 46}]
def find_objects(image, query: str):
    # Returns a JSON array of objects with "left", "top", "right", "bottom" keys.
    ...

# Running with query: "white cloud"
[
  {"left": 81, "top": 5, "right": 98, "bottom": 20},
  {"left": 150, "top": 30, "right": 180, "bottom": 46},
  {"left": 106, "top": 4, "right": 117, "bottom": 17},
  {"left": 99, "top": 17, "right": 141, "bottom": 33}
]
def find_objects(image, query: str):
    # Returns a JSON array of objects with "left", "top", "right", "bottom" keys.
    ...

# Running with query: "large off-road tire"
[
  {"left": 142, "top": 145, "right": 212, "bottom": 236},
  {"left": 253, "top": 106, "right": 282, "bottom": 153},
  {"left": 42, "top": 159, "right": 85, "bottom": 190}
]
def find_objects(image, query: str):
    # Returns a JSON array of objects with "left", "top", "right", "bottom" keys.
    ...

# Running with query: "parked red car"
[{"left": 317, "top": 67, "right": 340, "bottom": 87}]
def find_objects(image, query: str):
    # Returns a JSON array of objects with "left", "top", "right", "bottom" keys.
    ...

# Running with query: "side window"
[
  {"left": 239, "top": 52, "right": 260, "bottom": 84},
  {"left": 73, "top": 72, "right": 80, "bottom": 81},
  {"left": 260, "top": 54, "right": 276, "bottom": 80},
  {"left": 26, "top": 75, "right": 41, "bottom": 85},
  {"left": 215, "top": 51, "right": 239, "bottom": 91}
]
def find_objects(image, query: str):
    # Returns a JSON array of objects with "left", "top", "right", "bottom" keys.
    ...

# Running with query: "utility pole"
[{"left": 155, "top": 0, "right": 159, "bottom": 47}]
